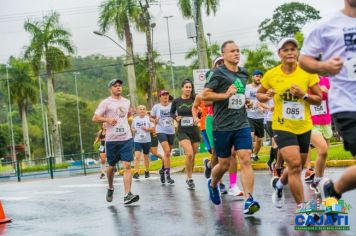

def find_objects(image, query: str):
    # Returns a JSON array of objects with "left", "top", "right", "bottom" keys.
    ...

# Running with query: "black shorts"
[
  {"left": 157, "top": 133, "right": 175, "bottom": 146},
  {"left": 151, "top": 134, "right": 158, "bottom": 148},
  {"left": 273, "top": 130, "right": 311, "bottom": 154},
  {"left": 177, "top": 126, "right": 201, "bottom": 143},
  {"left": 332, "top": 112, "right": 356, "bottom": 156},
  {"left": 264, "top": 121, "right": 273, "bottom": 138},
  {"left": 248, "top": 118, "right": 265, "bottom": 138},
  {"left": 99, "top": 140, "right": 106, "bottom": 153},
  {"left": 134, "top": 142, "right": 151, "bottom": 155}
]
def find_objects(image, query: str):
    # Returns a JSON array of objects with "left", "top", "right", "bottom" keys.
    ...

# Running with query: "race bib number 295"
[{"left": 228, "top": 94, "right": 245, "bottom": 109}]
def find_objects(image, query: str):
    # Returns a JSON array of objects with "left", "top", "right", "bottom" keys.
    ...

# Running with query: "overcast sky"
[{"left": 0, "top": 0, "right": 343, "bottom": 66}]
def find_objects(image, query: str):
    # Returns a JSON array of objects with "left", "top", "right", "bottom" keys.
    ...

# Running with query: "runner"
[
  {"left": 304, "top": 76, "right": 331, "bottom": 193},
  {"left": 299, "top": 0, "right": 356, "bottom": 201},
  {"left": 151, "top": 90, "right": 175, "bottom": 185},
  {"left": 92, "top": 78, "right": 139, "bottom": 205},
  {"left": 256, "top": 38, "right": 322, "bottom": 210},
  {"left": 94, "top": 123, "right": 107, "bottom": 179},
  {"left": 132, "top": 105, "right": 153, "bottom": 179},
  {"left": 148, "top": 117, "right": 163, "bottom": 166},
  {"left": 171, "top": 79, "right": 200, "bottom": 189},
  {"left": 263, "top": 98, "right": 278, "bottom": 173},
  {"left": 245, "top": 70, "right": 265, "bottom": 162},
  {"left": 202, "top": 40, "right": 260, "bottom": 214}
]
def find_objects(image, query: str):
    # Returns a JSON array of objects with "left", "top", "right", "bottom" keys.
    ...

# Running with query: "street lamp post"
[
  {"left": 163, "top": 16, "right": 176, "bottom": 98},
  {"left": 93, "top": 31, "right": 138, "bottom": 107},
  {"left": 74, "top": 72, "right": 85, "bottom": 175},
  {"left": 57, "top": 121, "right": 63, "bottom": 156}
]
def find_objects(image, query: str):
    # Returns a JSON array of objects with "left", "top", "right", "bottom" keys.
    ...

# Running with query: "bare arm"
[
  {"left": 299, "top": 55, "right": 344, "bottom": 75},
  {"left": 256, "top": 86, "right": 274, "bottom": 103},
  {"left": 307, "top": 84, "right": 323, "bottom": 105},
  {"left": 92, "top": 114, "right": 117, "bottom": 126},
  {"left": 201, "top": 85, "right": 236, "bottom": 102},
  {"left": 192, "top": 94, "right": 201, "bottom": 120}
]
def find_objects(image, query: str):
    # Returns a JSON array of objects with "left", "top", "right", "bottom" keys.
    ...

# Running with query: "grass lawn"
[{"left": 147, "top": 143, "right": 352, "bottom": 171}]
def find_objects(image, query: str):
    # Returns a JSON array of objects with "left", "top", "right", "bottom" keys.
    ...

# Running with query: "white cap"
[
  {"left": 277, "top": 37, "right": 298, "bottom": 51},
  {"left": 213, "top": 56, "right": 224, "bottom": 67}
]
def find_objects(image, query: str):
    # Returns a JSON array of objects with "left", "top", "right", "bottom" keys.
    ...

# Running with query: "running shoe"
[
  {"left": 208, "top": 179, "right": 221, "bottom": 205},
  {"left": 166, "top": 176, "right": 175, "bottom": 185},
  {"left": 203, "top": 158, "right": 212, "bottom": 179},
  {"left": 304, "top": 168, "right": 315, "bottom": 183},
  {"left": 124, "top": 192, "right": 140, "bottom": 205},
  {"left": 133, "top": 172, "right": 140, "bottom": 179},
  {"left": 106, "top": 188, "right": 114, "bottom": 202},
  {"left": 243, "top": 193, "right": 260, "bottom": 215},
  {"left": 219, "top": 183, "right": 228, "bottom": 194},
  {"left": 228, "top": 185, "right": 244, "bottom": 196},
  {"left": 251, "top": 154, "right": 259, "bottom": 162},
  {"left": 319, "top": 178, "right": 340, "bottom": 200},
  {"left": 145, "top": 171, "right": 150, "bottom": 178},
  {"left": 266, "top": 161, "right": 273, "bottom": 173},
  {"left": 274, "top": 167, "right": 283, "bottom": 177},
  {"left": 271, "top": 177, "right": 284, "bottom": 208},
  {"left": 159, "top": 169, "right": 165, "bottom": 184},
  {"left": 309, "top": 181, "right": 320, "bottom": 194},
  {"left": 186, "top": 179, "right": 195, "bottom": 190},
  {"left": 99, "top": 173, "right": 105, "bottom": 179}
]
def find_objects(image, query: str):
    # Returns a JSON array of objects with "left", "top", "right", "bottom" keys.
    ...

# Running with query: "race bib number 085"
[
  {"left": 228, "top": 94, "right": 245, "bottom": 109},
  {"left": 282, "top": 101, "right": 305, "bottom": 120}
]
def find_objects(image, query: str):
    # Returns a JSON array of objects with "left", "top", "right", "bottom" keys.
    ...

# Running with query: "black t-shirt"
[
  {"left": 205, "top": 64, "right": 250, "bottom": 131},
  {"left": 170, "top": 97, "right": 196, "bottom": 128}
]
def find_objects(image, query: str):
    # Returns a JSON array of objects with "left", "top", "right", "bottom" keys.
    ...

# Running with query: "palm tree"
[
  {"left": 178, "top": 0, "right": 220, "bottom": 69},
  {"left": 98, "top": 0, "right": 142, "bottom": 107},
  {"left": 185, "top": 42, "right": 220, "bottom": 69},
  {"left": 24, "top": 11, "right": 75, "bottom": 163},
  {"left": 6, "top": 57, "right": 38, "bottom": 161}
]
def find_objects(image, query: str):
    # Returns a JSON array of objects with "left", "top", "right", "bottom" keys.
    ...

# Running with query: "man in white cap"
[
  {"left": 92, "top": 78, "right": 139, "bottom": 205},
  {"left": 256, "top": 38, "right": 322, "bottom": 211}
]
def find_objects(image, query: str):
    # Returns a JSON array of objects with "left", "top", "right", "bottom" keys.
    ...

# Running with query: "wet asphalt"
[{"left": 0, "top": 168, "right": 355, "bottom": 236}]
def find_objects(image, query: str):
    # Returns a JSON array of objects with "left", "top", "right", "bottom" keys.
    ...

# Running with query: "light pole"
[
  {"left": 57, "top": 121, "right": 63, "bottom": 157},
  {"left": 93, "top": 31, "right": 138, "bottom": 107},
  {"left": 74, "top": 72, "right": 84, "bottom": 165},
  {"left": 163, "top": 15, "right": 176, "bottom": 98}
]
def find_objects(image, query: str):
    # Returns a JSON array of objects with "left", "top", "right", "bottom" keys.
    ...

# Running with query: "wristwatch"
[{"left": 302, "top": 94, "right": 309, "bottom": 100}]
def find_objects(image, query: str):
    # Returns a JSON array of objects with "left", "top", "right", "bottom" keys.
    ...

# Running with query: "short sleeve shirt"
[
  {"left": 245, "top": 84, "right": 265, "bottom": 119},
  {"left": 131, "top": 116, "right": 152, "bottom": 143},
  {"left": 151, "top": 103, "right": 175, "bottom": 134}
]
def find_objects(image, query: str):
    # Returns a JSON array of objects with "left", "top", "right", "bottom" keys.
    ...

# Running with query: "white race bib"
[
  {"left": 137, "top": 132, "right": 147, "bottom": 140},
  {"left": 114, "top": 125, "right": 126, "bottom": 136},
  {"left": 98, "top": 145, "right": 105, "bottom": 152},
  {"left": 228, "top": 94, "right": 245, "bottom": 109},
  {"left": 181, "top": 117, "right": 194, "bottom": 127},
  {"left": 346, "top": 58, "right": 356, "bottom": 80},
  {"left": 162, "top": 118, "right": 172, "bottom": 127},
  {"left": 310, "top": 101, "right": 327, "bottom": 116},
  {"left": 282, "top": 101, "right": 305, "bottom": 120}
]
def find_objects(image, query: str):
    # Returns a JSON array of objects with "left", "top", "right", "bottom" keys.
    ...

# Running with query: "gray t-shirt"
[
  {"left": 150, "top": 103, "right": 175, "bottom": 134},
  {"left": 131, "top": 116, "right": 152, "bottom": 143},
  {"left": 205, "top": 65, "right": 250, "bottom": 131}
]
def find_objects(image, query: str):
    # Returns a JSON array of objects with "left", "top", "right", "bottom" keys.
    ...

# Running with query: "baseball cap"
[
  {"left": 159, "top": 90, "right": 169, "bottom": 96},
  {"left": 107, "top": 79, "right": 123, "bottom": 88},
  {"left": 277, "top": 37, "right": 298, "bottom": 52},
  {"left": 213, "top": 56, "right": 224, "bottom": 67},
  {"left": 252, "top": 69, "right": 263, "bottom": 76}
]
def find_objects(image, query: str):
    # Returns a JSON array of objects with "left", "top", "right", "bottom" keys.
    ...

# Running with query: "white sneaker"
[{"left": 228, "top": 185, "right": 244, "bottom": 196}]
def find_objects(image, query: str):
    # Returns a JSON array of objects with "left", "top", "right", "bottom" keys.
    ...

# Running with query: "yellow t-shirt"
[{"left": 261, "top": 64, "right": 319, "bottom": 134}]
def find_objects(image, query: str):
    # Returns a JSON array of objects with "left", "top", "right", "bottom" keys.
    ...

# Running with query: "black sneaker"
[
  {"left": 203, "top": 158, "right": 211, "bottom": 179},
  {"left": 99, "top": 173, "right": 105, "bottom": 179},
  {"left": 271, "top": 177, "right": 284, "bottom": 208},
  {"left": 186, "top": 179, "right": 195, "bottom": 190},
  {"left": 106, "top": 188, "right": 114, "bottom": 202},
  {"left": 133, "top": 172, "right": 140, "bottom": 179},
  {"left": 145, "top": 171, "right": 150, "bottom": 178},
  {"left": 251, "top": 154, "right": 259, "bottom": 162},
  {"left": 166, "top": 176, "right": 175, "bottom": 184},
  {"left": 159, "top": 169, "right": 165, "bottom": 183},
  {"left": 266, "top": 161, "right": 273, "bottom": 173},
  {"left": 124, "top": 192, "right": 140, "bottom": 205}
]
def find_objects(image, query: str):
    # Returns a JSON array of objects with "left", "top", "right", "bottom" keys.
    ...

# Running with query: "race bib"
[
  {"left": 282, "top": 101, "right": 305, "bottom": 120},
  {"left": 98, "top": 145, "right": 105, "bottom": 152},
  {"left": 114, "top": 125, "right": 126, "bottom": 136},
  {"left": 137, "top": 132, "right": 147, "bottom": 140},
  {"left": 228, "top": 94, "right": 245, "bottom": 109},
  {"left": 181, "top": 117, "right": 193, "bottom": 127},
  {"left": 162, "top": 118, "right": 172, "bottom": 127},
  {"left": 310, "top": 101, "right": 327, "bottom": 116},
  {"left": 346, "top": 58, "right": 356, "bottom": 80}
]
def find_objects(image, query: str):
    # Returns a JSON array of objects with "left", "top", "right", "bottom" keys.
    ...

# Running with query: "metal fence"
[{"left": 0, "top": 152, "right": 102, "bottom": 182}]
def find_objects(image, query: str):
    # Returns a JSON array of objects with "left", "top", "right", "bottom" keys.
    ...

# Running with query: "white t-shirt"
[
  {"left": 301, "top": 11, "right": 356, "bottom": 114},
  {"left": 150, "top": 103, "right": 175, "bottom": 134},
  {"left": 264, "top": 99, "right": 274, "bottom": 123},
  {"left": 245, "top": 84, "right": 265, "bottom": 119},
  {"left": 94, "top": 96, "right": 132, "bottom": 142},
  {"left": 131, "top": 116, "right": 152, "bottom": 143}
]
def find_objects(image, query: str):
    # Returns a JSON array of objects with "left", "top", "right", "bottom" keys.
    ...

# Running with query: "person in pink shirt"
[
  {"left": 92, "top": 78, "right": 139, "bottom": 205},
  {"left": 305, "top": 76, "right": 332, "bottom": 192}
]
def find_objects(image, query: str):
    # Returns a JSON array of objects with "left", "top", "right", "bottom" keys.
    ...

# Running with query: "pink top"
[
  {"left": 95, "top": 96, "right": 132, "bottom": 141},
  {"left": 311, "top": 76, "right": 331, "bottom": 125},
  {"left": 207, "top": 104, "right": 213, "bottom": 116}
]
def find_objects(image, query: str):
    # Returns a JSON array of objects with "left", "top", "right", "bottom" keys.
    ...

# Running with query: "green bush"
[{"left": 21, "top": 163, "right": 71, "bottom": 173}]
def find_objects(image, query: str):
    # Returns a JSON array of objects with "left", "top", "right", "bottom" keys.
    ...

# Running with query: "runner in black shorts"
[
  {"left": 171, "top": 79, "right": 200, "bottom": 190},
  {"left": 94, "top": 123, "right": 107, "bottom": 179}
]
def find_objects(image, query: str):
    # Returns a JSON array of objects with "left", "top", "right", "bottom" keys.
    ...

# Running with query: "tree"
[
  {"left": 178, "top": 0, "right": 220, "bottom": 69},
  {"left": 24, "top": 11, "right": 75, "bottom": 163},
  {"left": 185, "top": 42, "right": 220, "bottom": 69},
  {"left": 98, "top": 0, "right": 141, "bottom": 107},
  {"left": 258, "top": 2, "right": 320, "bottom": 44},
  {"left": 6, "top": 57, "right": 38, "bottom": 161},
  {"left": 241, "top": 44, "right": 279, "bottom": 76}
]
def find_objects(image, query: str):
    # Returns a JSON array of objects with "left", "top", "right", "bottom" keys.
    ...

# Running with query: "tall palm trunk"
[
  {"left": 46, "top": 63, "right": 62, "bottom": 163},
  {"left": 145, "top": 24, "right": 157, "bottom": 108},
  {"left": 123, "top": 18, "right": 138, "bottom": 108},
  {"left": 20, "top": 101, "right": 31, "bottom": 161},
  {"left": 197, "top": 8, "right": 209, "bottom": 69}
]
